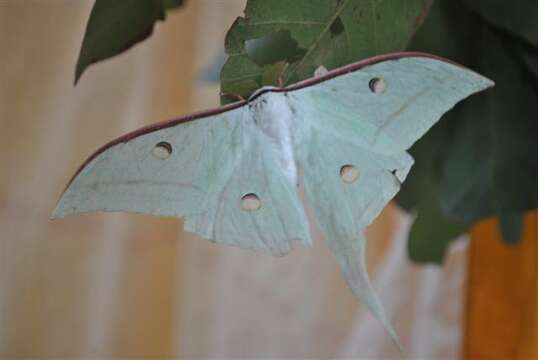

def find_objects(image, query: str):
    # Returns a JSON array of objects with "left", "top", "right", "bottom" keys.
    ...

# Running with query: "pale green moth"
[{"left": 52, "top": 52, "right": 493, "bottom": 345}]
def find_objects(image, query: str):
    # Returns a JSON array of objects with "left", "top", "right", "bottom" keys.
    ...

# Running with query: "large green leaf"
[
  {"left": 407, "top": 0, "right": 479, "bottom": 63},
  {"left": 75, "top": 0, "right": 184, "bottom": 84},
  {"left": 399, "top": 0, "right": 538, "bottom": 256},
  {"left": 464, "top": 0, "right": 538, "bottom": 47},
  {"left": 220, "top": 0, "right": 430, "bottom": 102},
  {"left": 440, "top": 94, "right": 498, "bottom": 223},
  {"left": 517, "top": 43, "right": 538, "bottom": 82},
  {"left": 396, "top": 118, "right": 469, "bottom": 264},
  {"left": 440, "top": 26, "right": 538, "bottom": 225},
  {"left": 408, "top": 190, "right": 468, "bottom": 263},
  {"left": 400, "top": 0, "right": 537, "bottom": 251}
]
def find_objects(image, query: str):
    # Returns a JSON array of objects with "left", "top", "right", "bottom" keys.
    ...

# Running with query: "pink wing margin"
[{"left": 61, "top": 52, "right": 464, "bottom": 190}]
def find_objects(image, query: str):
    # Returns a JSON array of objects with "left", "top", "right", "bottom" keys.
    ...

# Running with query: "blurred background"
[{"left": 0, "top": 1, "right": 536, "bottom": 359}]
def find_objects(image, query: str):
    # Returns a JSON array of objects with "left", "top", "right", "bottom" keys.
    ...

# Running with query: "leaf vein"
[
  {"left": 248, "top": 20, "right": 326, "bottom": 26},
  {"left": 282, "top": 0, "right": 351, "bottom": 84}
]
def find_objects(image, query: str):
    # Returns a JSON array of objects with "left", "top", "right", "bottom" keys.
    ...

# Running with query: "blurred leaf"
[
  {"left": 408, "top": 0, "right": 478, "bottom": 63},
  {"left": 220, "top": 0, "right": 430, "bottom": 103},
  {"left": 464, "top": 0, "right": 538, "bottom": 47},
  {"left": 517, "top": 43, "right": 538, "bottom": 81},
  {"left": 440, "top": 26, "right": 538, "bottom": 223},
  {"left": 398, "top": 0, "right": 538, "bottom": 251},
  {"left": 440, "top": 95, "right": 498, "bottom": 222},
  {"left": 396, "top": 117, "right": 469, "bottom": 263},
  {"left": 75, "top": 0, "right": 185, "bottom": 84},
  {"left": 162, "top": 0, "right": 184, "bottom": 10},
  {"left": 408, "top": 192, "right": 468, "bottom": 264}
]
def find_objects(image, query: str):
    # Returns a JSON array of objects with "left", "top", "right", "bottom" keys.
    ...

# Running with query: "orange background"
[{"left": 466, "top": 212, "right": 538, "bottom": 359}]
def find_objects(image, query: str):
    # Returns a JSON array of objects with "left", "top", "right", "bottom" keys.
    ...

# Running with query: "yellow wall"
[{"left": 0, "top": 1, "right": 196, "bottom": 357}]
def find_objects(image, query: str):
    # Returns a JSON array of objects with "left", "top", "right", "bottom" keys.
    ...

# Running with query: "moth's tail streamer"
[{"left": 328, "top": 232, "right": 403, "bottom": 351}]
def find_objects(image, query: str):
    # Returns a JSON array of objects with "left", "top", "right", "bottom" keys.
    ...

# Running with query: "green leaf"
[
  {"left": 220, "top": 0, "right": 430, "bottom": 103},
  {"left": 245, "top": 30, "right": 306, "bottom": 66},
  {"left": 395, "top": 116, "right": 469, "bottom": 263},
  {"left": 439, "top": 96, "right": 498, "bottom": 223},
  {"left": 408, "top": 194, "right": 468, "bottom": 264},
  {"left": 400, "top": 0, "right": 537, "bottom": 250},
  {"left": 440, "top": 25, "right": 538, "bottom": 224},
  {"left": 75, "top": 0, "right": 184, "bottom": 84},
  {"left": 408, "top": 0, "right": 478, "bottom": 63},
  {"left": 517, "top": 43, "right": 538, "bottom": 82},
  {"left": 464, "top": 0, "right": 538, "bottom": 47},
  {"left": 162, "top": 0, "right": 184, "bottom": 10}
]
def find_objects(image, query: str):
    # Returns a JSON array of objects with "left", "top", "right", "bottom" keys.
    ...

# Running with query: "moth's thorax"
[{"left": 250, "top": 92, "right": 298, "bottom": 185}]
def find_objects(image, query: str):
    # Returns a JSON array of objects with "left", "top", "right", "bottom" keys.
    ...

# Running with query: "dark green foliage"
[
  {"left": 394, "top": 118, "right": 470, "bottom": 264},
  {"left": 75, "top": 0, "right": 184, "bottom": 84},
  {"left": 464, "top": 0, "right": 538, "bottom": 47},
  {"left": 401, "top": 0, "right": 538, "bottom": 262},
  {"left": 162, "top": 0, "right": 184, "bottom": 10}
]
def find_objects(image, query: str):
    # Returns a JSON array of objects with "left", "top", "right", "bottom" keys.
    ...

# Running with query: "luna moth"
[{"left": 52, "top": 52, "right": 493, "bottom": 344}]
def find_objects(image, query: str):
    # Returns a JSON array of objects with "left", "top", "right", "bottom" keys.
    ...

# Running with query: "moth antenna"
[
  {"left": 277, "top": 63, "right": 290, "bottom": 87},
  {"left": 219, "top": 92, "right": 245, "bottom": 102}
]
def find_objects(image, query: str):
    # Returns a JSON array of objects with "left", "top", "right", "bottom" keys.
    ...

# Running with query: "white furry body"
[{"left": 249, "top": 91, "right": 298, "bottom": 186}]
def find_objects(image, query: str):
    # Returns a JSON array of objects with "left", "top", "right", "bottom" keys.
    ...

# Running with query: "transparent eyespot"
[
  {"left": 369, "top": 77, "right": 386, "bottom": 93},
  {"left": 340, "top": 164, "right": 359, "bottom": 184},
  {"left": 152, "top": 142, "right": 172, "bottom": 160},
  {"left": 240, "top": 193, "right": 261, "bottom": 211}
]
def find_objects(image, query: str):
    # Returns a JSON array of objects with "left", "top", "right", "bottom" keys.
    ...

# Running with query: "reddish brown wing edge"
[{"left": 63, "top": 52, "right": 462, "bottom": 189}]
